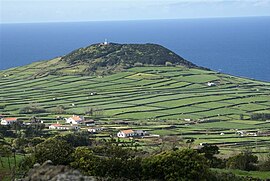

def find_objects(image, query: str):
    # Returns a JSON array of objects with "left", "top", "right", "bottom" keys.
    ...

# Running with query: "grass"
[
  {"left": 0, "top": 65, "right": 270, "bottom": 155},
  {"left": 212, "top": 168, "right": 270, "bottom": 179},
  {"left": 0, "top": 155, "right": 24, "bottom": 181}
]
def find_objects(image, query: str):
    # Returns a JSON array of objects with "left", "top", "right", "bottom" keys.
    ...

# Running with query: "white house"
[
  {"left": 88, "top": 127, "right": 103, "bottom": 133},
  {"left": 49, "top": 124, "right": 61, "bottom": 129},
  {"left": 207, "top": 82, "right": 216, "bottom": 87},
  {"left": 117, "top": 129, "right": 148, "bottom": 138},
  {"left": 1, "top": 117, "right": 17, "bottom": 125},
  {"left": 117, "top": 129, "right": 135, "bottom": 138},
  {"left": 65, "top": 115, "right": 84, "bottom": 124},
  {"left": 49, "top": 124, "right": 80, "bottom": 130}
]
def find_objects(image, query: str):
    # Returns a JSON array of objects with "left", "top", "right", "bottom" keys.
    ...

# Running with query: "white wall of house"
[
  {"left": 117, "top": 132, "right": 134, "bottom": 138},
  {"left": 117, "top": 132, "right": 127, "bottom": 137},
  {"left": 1, "top": 120, "right": 9, "bottom": 125},
  {"left": 1, "top": 119, "right": 17, "bottom": 125}
]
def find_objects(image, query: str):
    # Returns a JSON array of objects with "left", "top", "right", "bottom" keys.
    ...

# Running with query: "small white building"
[
  {"left": 246, "top": 132, "right": 257, "bottom": 137},
  {"left": 88, "top": 127, "right": 103, "bottom": 133},
  {"left": 65, "top": 115, "right": 84, "bottom": 124},
  {"left": 1, "top": 117, "right": 17, "bottom": 125},
  {"left": 49, "top": 124, "right": 80, "bottom": 130},
  {"left": 207, "top": 82, "right": 216, "bottom": 87},
  {"left": 49, "top": 124, "right": 61, "bottom": 129}
]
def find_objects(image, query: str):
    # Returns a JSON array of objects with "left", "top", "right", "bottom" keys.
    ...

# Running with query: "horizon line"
[{"left": 1, "top": 15, "right": 270, "bottom": 25}]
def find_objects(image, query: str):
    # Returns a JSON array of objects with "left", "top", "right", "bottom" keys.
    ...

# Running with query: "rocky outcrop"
[{"left": 19, "top": 160, "right": 96, "bottom": 181}]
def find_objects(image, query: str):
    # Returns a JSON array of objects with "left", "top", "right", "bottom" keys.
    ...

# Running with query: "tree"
[
  {"left": 19, "top": 105, "right": 46, "bottom": 114},
  {"left": 10, "top": 120, "right": 23, "bottom": 136},
  {"left": 250, "top": 113, "right": 270, "bottom": 120},
  {"left": 70, "top": 147, "right": 101, "bottom": 176},
  {"left": 34, "top": 138, "right": 73, "bottom": 165},
  {"left": 259, "top": 151, "right": 270, "bottom": 171},
  {"left": 197, "top": 144, "right": 224, "bottom": 168},
  {"left": 0, "top": 134, "right": 7, "bottom": 167},
  {"left": 55, "top": 105, "right": 65, "bottom": 114},
  {"left": 143, "top": 149, "right": 210, "bottom": 181},
  {"left": 12, "top": 137, "right": 28, "bottom": 153},
  {"left": 0, "top": 134, "right": 16, "bottom": 178},
  {"left": 56, "top": 132, "right": 91, "bottom": 147},
  {"left": 71, "top": 145, "right": 143, "bottom": 180},
  {"left": 226, "top": 149, "right": 258, "bottom": 171},
  {"left": 239, "top": 114, "right": 244, "bottom": 120},
  {"left": 24, "top": 123, "right": 45, "bottom": 137}
]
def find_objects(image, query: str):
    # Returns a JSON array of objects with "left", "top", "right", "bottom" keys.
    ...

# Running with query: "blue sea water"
[{"left": 0, "top": 17, "right": 270, "bottom": 82}]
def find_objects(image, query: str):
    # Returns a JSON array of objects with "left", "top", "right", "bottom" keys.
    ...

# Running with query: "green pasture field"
[
  {"left": 212, "top": 168, "right": 270, "bottom": 179},
  {"left": 1, "top": 65, "right": 270, "bottom": 154},
  {"left": 0, "top": 155, "right": 24, "bottom": 181}
]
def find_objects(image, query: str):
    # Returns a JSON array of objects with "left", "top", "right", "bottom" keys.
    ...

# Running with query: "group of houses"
[
  {"left": 1, "top": 115, "right": 149, "bottom": 138},
  {"left": 49, "top": 115, "right": 97, "bottom": 131},
  {"left": 48, "top": 115, "right": 104, "bottom": 133}
]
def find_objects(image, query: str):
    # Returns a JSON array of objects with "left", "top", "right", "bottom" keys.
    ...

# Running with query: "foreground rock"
[{"left": 19, "top": 160, "right": 96, "bottom": 181}]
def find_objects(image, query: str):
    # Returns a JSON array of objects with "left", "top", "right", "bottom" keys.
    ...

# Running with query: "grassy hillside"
[
  {"left": 1, "top": 66, "right": 269, "bottom": 121},
  {"left": 0, "top": 43, "right": 199, "bottom": 79},
  {"left": 0, "top": 43, "right": 270, "bottom": 154}
]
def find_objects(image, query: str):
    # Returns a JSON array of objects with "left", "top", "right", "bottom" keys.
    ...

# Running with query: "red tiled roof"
[
  {"left": 121, "top": 129, "right": 134, "bottom": 134},
  {"left": 3, "top": 117, "right": 17, "bottom": 121},
  {"left": 71, "top": 116, "right": 82, "bottom": 121}
]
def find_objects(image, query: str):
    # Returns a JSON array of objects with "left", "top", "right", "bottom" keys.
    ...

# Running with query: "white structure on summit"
[{"left": 104, "top": 39, "right": 108, "bottom": 45}]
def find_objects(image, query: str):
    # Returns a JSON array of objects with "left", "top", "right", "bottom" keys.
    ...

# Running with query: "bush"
[
  {"left": 250, "top": 113, "right": 270, "bottom": 120},
  {"left": 209, "top": 170, "right": 246, "bottom": 181},
  {"left": 143, "top": 149, "right": 210, "bottom": 181},
  {"left": 197, "top": 144, "right": 225, "bottom": 168},
  {"left": 56, "top": 132, "right": 91, "bottom": 147},
  {"left": 226, "top": 150, "right": 258, "bottom": 171},
  {"left": 34, "top": 138, "right": 73, "bottom": 165},
  {"left": 259, "top": 152, "right": 270, "bottom": 171},
  {"left": 19, "top": 106, "right": 46, "bottom": 114},
  {"left": 71, "top": 146, "right": 143, "bottom": 180}
]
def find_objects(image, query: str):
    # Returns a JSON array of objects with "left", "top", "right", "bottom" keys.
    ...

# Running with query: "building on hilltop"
[
  {"left": 100, "top": 39, "right": 109, "bottom": 46},
  {"left": 104, "top": 39, "right": 108, "bottom": 45}
]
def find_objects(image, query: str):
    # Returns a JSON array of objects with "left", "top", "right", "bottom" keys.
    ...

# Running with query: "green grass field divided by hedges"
[{"left": 1, "top": 65, "right": 270, "bottom": 154}]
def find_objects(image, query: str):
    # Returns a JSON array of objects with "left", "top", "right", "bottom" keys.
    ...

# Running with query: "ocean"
[{"left": 0, "top": 17, "right": 270, "bottom": 82}]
